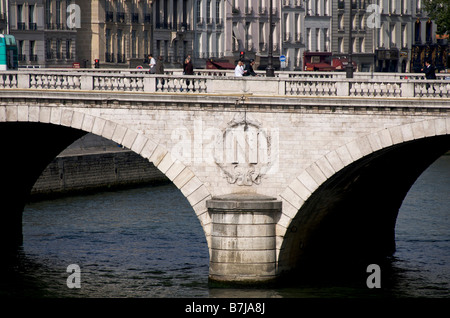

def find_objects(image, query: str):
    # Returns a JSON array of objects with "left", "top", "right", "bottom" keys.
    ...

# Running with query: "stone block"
[
  {"left": 28, "top": 106, "right": 40, "bottom": 122},
  {"left": 111, "top": 125, "right": 127, "bottom": 144},
  {"left": 6, "top": 106, "right": 18, "bottom": 121},
  {"left": 411, "top": 121, "right": 425, "bottom": 140},
  {"left": 187, "top": 185, "right": 211, "bottom": 207},
  {"left": 17, "top": 106, "right": 28, "bottom": 122},
  {"left": 288, "top": 177, "right": 311, "bottom": 201},
  {"left": 60, "top": 109, "right": 74, "bottom": 127},
  {"left": 422, "top": 120, "right": 436, "bottom": 137},
  {"left": 172, "top": 167, "right": 195, "bottom": 189},
  {"left": 401, "top": 123, "right": 414, "bottom": 142},
  {"left": 102, "top": 120, "right": 117, "bottom": 139},
  {"left": 91, "top": 117, "right": 106, "bottom": 136},
  {"left": 149, "top": 145, "right": 168, "bottom": 166},
  {"left": 165, "top": 159, "right": 185, "bottom": 181},
  {"left": 315, "top": 156, "right": 336, "bottom": 179},
  {"left": 335, "top": 145, "right": 353, "bottom": 167},
  {"left": 280, "top": 186, "right": 304, "bottom": 210},
  {"left": 50, "top": 107, "right": 62, "bottom": 125},
  {"left": 389, "top": 126, "right": 404, "bottom": 144},
  {"left": 81, "top": 114, "right": 95, "bottom": 132},
  {"left": 434, "top": 118, "right": 447, "bottom": 135},
  {"left": 180, "top": 176, "right": 202, "bottom": 197},
  {"left": 157, "top": 152, "right": 175, "bottom": 174},
  {"left": 121, "top": 129, "right": 138, "bottom": 149},
  {"left": 130, "top": 134, "right": 148, "bottom": 154},
  {"left": 325, "top": 150, "right": 345, "bottom": 172},
  {"left": 377, "top": 129, "right": 393, "bottom": 148}
]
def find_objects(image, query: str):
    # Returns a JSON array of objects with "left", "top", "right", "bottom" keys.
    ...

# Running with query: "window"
[
  {"left": 29, "top": 4, "right": 35, "bottom": 28},
  {"left": 143, "top": 30, "right": 149, "bottom": 56},
  {"left": 339, "top": 14, "right": 344, "bottom": 30},
  {"left": 17, "top": 4, "right": 24, "bottom": 30},
  {"left": 306, "top": 28, "right": 311, "bottom": 50},
  {"left": 29, "top": 40, "right": 37, "bottom": 61},
  {"left": 132, "top": 30, "right": 137, "bottom": 58},
  {"left": 359, "top": 37, "right": 365, "bottom": 53},
  {"left": 46, "top": 40, "right": 52, "bottom": 59},
  {"left": 66, "top": 40, "right": 72, "bottom": 59},
  {"left": 402, "top": 24, "right": 407, "bottom": 48},
  {"left": 56, "top": 39, "right": 62, "bottom": 59},
  {"left": 216, "top": 0, "right": 221, "bottom": 22},
  {"left": 316, "top": 28, "right": 320, "bottom": 51},
  {"left": 197, "top": 0, "right": 202, "bottom": 24},
  {"left": 338, "top": 37, "right": 344, "bottom": 53},
  {"left": 207, "top": 0, "right": 211, "bottom": 24},
  {"left": 56, "top": 0, "right": 61, "bottom": 28}
]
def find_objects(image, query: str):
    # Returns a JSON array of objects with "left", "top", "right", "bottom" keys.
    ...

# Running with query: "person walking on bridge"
[
  {"left": 422, "top": 59, "right": 437, "bottom": 95},
  {"left": 243, "top": 59, "right": 258, "bottom": 77},
  {"left": 234, "top": 60, "right": 244, "bottom": 77}
]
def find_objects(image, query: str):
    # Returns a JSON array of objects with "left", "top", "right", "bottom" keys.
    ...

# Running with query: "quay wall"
[{"left": 30, "top": 135, "right": 169, "bottom": 200}]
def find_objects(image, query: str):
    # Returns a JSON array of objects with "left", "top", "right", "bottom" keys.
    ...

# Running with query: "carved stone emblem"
[{"left": 215, "top": 113, "right": 278, "bottom": 186}]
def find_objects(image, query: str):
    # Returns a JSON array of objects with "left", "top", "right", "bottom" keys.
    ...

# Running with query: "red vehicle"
[
  {"left": 206, "top": 58, "right": 236, "bottom": 70},
  {"left": 303, "top": 52, "right": 356, "bottom": 72}
]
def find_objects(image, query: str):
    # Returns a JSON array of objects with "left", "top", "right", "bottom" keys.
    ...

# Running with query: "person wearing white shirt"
[
  {"left": 234, "top": 60, "right": 245, "bottom": 77},
  {"left": 149, "top": 54, "right": 156, "bottom": 74}
]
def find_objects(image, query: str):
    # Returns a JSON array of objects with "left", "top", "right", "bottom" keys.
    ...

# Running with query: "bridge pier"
[{"left": 207, "top": 194, "right": 281, "bottom": 287}]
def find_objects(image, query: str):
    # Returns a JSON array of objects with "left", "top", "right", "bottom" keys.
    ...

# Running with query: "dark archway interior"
[
  {"left": 0, "top": 123, "right": 86, "bottom": 249},
  {"left": 278, "top": 135, "right": 450, "bottom": 282}
]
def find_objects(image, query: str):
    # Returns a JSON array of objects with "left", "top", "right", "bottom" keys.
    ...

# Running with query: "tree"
[{"left": 423, "top": 0, "right": 450, "bottom": 35}]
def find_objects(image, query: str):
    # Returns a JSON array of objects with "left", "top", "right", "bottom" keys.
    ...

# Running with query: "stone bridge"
[{"left": 1, "top": 69, "right": 449, "bottom": 285}]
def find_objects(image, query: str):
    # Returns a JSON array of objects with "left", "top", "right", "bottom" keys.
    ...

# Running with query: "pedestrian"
[
  {"left": 234, "top": 60, "right": 244, "bottom": 77},
  {"left": 183, "top": 57, "right": 194, "bottom": 91},
  {"left": 183, "top": 55, "right": 192, "bottom": 75},
  {"left": 243, "top": 59, "right": 258, "bottom": 76},
  {"left": 149, "top": 54, "right": 156, "bottom": 74},
  {"left": 422, "top": 59, "right": 437, "bottom": 94},
  {"left": 155, "top": 56, "right": 165, "bottom": 88}
]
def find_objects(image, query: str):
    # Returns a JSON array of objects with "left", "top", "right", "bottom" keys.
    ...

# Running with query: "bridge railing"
[{"left": 1, "top": 70, "right": 449, "bottom": 98}]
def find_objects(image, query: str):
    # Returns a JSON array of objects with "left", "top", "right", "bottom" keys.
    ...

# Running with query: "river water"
[{"left": 1, "top": 156, "right": 449, "bottom": 298}]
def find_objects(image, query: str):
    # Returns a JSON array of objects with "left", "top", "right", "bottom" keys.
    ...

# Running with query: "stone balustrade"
[{"left": 1, "top": 70, "right": 449, "bottom": 98}]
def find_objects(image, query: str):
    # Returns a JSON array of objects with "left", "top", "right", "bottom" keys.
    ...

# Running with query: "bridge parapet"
[{"left": 1, "top": 71, "right": 449, "bottom": 99}]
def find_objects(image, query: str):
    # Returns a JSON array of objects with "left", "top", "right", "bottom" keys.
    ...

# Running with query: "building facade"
[
  {"left": 0, "top": 0, "right": 8, "bottom": 34},
  {"left": 3, "top": 0, "right": 445, "bottom": 71},
  {"left": 223, "top": 0, "right": 281, "bottom": 69},
  {"left": 77, "top": 0, "right": 153, "bottom": 69},
  {"left": 331, "top": 0, "right": 441, "bottom": 73},
  {"left": 281, "top": 0, "right": 306, "bottom": 70},
  {"left": 8, "top": 0, "right": 77, "bottom": 68},
  {"left": 152, "top": 0, "right": 195, "bottom": 67}
]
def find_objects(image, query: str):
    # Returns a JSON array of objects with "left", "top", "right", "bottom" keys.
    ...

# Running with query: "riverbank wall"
[{"left": 30, "top": 134, "right": 169, "bottom": 200}]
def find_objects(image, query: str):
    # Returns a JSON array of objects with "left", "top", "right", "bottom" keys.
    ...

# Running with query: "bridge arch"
[
  {"left": 0, "top": 105, "right": 212, "bottom": 251},
  {"left": 278, "top": 118, "right": 450, "bottom": 278}
]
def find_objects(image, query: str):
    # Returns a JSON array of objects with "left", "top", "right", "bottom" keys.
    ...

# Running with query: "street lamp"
[
  {"left": 266, "top": 0, "right": 275, "bottom": 77},
  {"left": 346, "top": 0, "right": 354, "bottom": 78}
]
